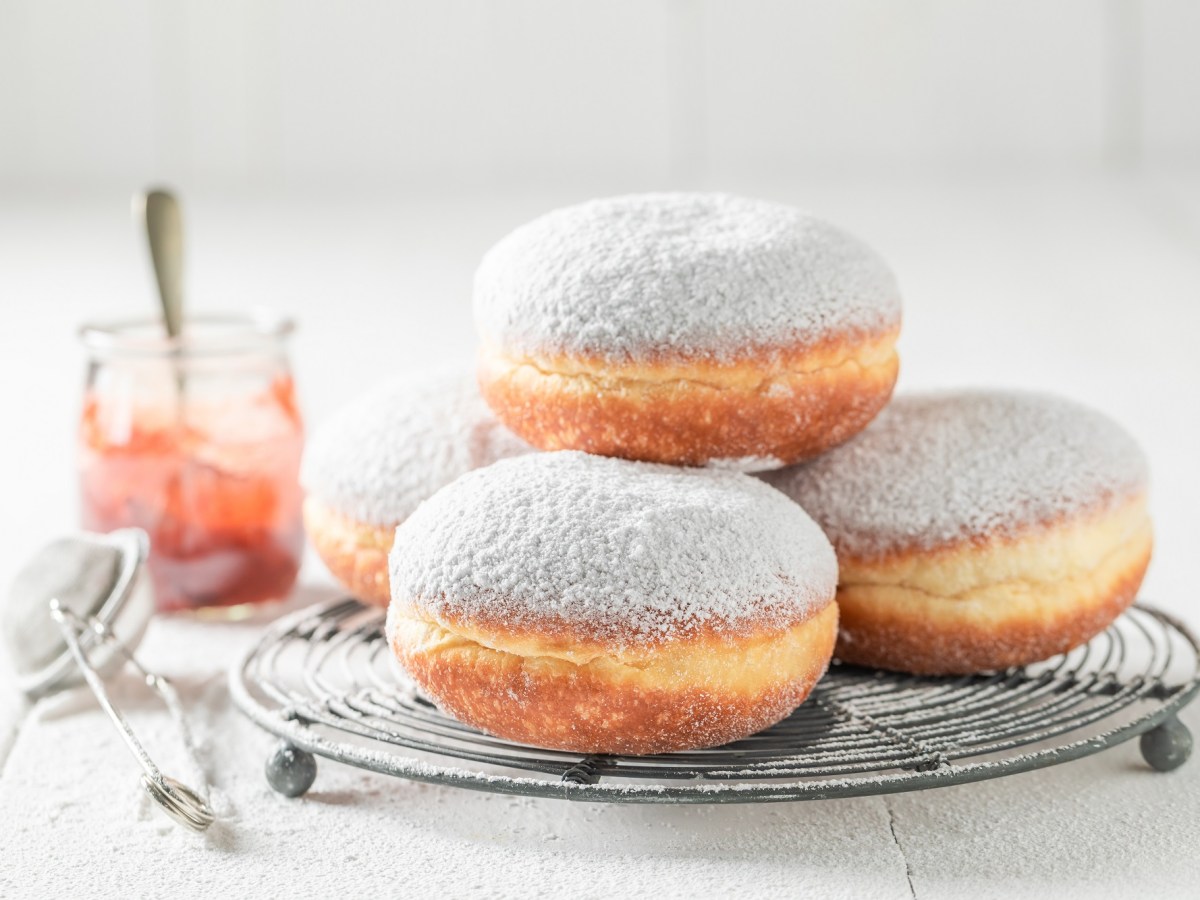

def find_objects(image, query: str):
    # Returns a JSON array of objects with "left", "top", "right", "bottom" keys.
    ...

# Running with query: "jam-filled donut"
[
  {"left": 387, "top": 451, "right": 838, "bottom": 754},
  {"left": 474, "top": 192, "right": 901, "bottom": 470},
  {"left": 300, "top": 371, "right": 531, "bottom": 606},
  {"left": 762, "top": 391, "right": 1152, "bottom": 675}
]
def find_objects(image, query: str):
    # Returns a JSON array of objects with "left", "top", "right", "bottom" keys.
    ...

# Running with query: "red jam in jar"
[{"left": 79, "top": 314, "right": 304, "bottom": 613}]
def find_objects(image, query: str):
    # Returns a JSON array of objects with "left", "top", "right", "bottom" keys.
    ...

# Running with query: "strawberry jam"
[{"left": 79, "top": 315, "right": 304, "bottom": 613}]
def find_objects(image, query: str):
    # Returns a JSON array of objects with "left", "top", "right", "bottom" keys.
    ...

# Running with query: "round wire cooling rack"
[{"left": 231, "top": 599, "right": 1200, "bottom": 803}]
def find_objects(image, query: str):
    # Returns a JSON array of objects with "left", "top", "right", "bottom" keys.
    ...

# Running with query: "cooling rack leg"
[
  {"left": 265, "top": 741, "right": 318, "bottom": 797},
  {"left": 1139, "top": 716, "right": 1193, "bottom": 772}
]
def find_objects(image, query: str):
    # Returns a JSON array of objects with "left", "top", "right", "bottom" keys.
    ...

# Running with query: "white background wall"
[{"left": 1, "top": 0, "right": 1199, "bottom": 191}]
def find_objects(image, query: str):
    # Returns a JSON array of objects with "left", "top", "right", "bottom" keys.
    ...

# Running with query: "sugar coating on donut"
[
  {"left": 300, "top": 370, "right": 532, "bottom": 527},
  {"left": 761, "top": 391, "right": 1149, "bottom": 559},
  {"left": 705, "top": 454, "right": 786, "bottom": 473},
  {"left": 474, "top": 192, "right": 901, "bottom": 363},
  {"left": 388, "top": 451, "right": 837, "bottom": 647}
]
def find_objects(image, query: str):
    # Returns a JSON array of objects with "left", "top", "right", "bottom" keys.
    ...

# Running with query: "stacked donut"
[
  {"left": 303, "top": 192, "right": 1151, "bottom": 755},
  {"left": 301, "top": 372, "right": 531, "bottom": 606}
]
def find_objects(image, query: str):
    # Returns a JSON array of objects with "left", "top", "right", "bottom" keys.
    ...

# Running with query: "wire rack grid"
[{"left": 231, "top": 600, "right": 1199, "bottom": 803}]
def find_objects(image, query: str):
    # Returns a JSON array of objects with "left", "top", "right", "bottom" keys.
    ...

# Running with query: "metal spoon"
[
  {"left": 134, "top": 188, "right": 187, "bottom": 402},
  {"left": 135, "top": 188, "right": 185, "bottom": 339}
]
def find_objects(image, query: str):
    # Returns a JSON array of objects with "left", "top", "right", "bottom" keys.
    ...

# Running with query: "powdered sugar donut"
[
  {"left": 301, "top": 371, "right": 531, "bottom": 605},
  {"left": 387, "top": 451, "right": 838, "bottom": 754},
  {"left": 474, "top": 192, "right": 901, "bottom": 470},
  {"left": 761, "top": 391, "right": 1152, "bottom": 675}
]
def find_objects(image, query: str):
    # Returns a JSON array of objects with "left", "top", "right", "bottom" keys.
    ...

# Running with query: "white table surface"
[{"left": 1, "top": 173, "right": 1198, "bottom": 898}]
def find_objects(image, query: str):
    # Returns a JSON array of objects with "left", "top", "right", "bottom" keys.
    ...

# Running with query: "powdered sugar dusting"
[
  {"left": 301, "top": 370, "right": 532, "bottom": 527},
  {"left": 388, "top": 451, "right": 837, "bottom": 646},
  {"left": 761, "top": 391, "right": 1149, "bottom": 559},
  {"left": 705, "top": 454, "right": 787, "bottom": 473},
  {"left": 474, "top": 192, "right": 901, "bottom": 363}
]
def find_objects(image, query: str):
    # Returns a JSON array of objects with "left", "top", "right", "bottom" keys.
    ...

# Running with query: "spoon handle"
[{"left": 137, "top": 189, "right": 185, "bottom": 339}]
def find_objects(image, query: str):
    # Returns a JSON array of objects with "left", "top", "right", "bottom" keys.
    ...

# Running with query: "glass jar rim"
[{"left": 79, "top": 310, "right": 295, "bottom": 359}]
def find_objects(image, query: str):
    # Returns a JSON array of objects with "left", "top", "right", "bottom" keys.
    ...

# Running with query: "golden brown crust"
[
  {"left": 477, "top": 331, "right": 899, "bottom": 467},
  {"left": 303, "top": 496, "right": 394, "bottom": 606},
  {"left": 833, "top": 500, "right": 1153, "bottom": 675},
  {"left": 390, "top": 602, "right": 839, "bottom": 755}
]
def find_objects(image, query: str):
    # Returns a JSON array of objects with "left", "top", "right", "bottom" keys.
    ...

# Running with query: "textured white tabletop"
[{"left": 1, "top": 174, "right": 1198, "bottom": 898}]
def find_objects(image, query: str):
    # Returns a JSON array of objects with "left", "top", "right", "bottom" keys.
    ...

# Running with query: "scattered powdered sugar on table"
[
  {"left": 300, "top": 369, "right": 531, "bottom": 526},
  {"left": 474, "top": 192, "right": 901, "bottom": 363},
  {"left": 389, "top": 451, "right": 837, "bottom": 645},
  {"left": 761, "top": 390, "right": 1149, "bottom": 558},
  {"left": 0, "top": 601, "right": 925, "bottom": 899},
  {"left": 5, "top": 598, "right": 1197, "bottom": 899}
]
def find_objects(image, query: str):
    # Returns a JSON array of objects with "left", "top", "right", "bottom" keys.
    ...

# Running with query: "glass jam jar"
[{"left": 78, "top": 312, "right": 304, "bottom": 614}]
